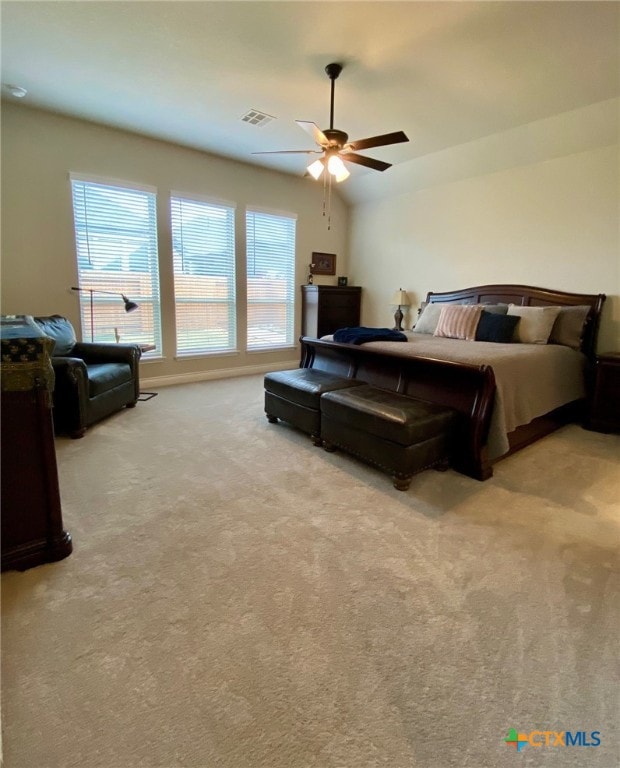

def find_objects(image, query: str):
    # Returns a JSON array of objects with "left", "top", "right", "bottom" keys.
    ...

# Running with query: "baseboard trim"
[{"left": 140, "top": 360, "right": 299, "bottom": 389}]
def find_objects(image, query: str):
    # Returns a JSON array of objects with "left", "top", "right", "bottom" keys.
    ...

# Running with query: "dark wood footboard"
[{"left": 301, "top": 337, "right": 497, "bottom": 480}]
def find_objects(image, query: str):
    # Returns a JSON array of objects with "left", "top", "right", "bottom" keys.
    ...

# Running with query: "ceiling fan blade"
[
  {"left": 296, "top": 121, "right": 328, "bottom": 147},
  {"left": 346, "top": 131, "right": 409, "bottom": 151},
  {"left": 251, "top": 149, "right": 322, "bottom": 155},
  {"left": 339, "top": 152, "right": 392, "bottom": 172}
]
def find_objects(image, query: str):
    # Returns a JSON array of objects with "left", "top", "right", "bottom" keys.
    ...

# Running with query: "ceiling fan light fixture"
[
  {"left": 333, "top": 165, "right": 350, "bottom": 183},
  {"left": 327, "top": 154, "right": 349, "bottom": 182},
  {"left": 252, "top": 61, "right": 409, "bottom": 195},
  {"left": 307, "top": 159, "right": 324, "bottom": 180}
]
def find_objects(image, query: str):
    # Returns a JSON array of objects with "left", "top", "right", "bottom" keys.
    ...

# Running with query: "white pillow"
[
  {"left": 412, "top": 303, "right": 444, "bottom": 334},
  {"left": 507, "top": 304, "right": 562, "bottom": 344}
]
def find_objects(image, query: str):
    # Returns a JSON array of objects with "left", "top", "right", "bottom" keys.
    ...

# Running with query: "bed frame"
[{"left": 300, "top": 284, "right": 606, "bottom": 480}]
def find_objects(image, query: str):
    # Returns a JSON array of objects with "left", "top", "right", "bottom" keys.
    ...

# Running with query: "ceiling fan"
[{"left": 252, "top": 63, "right": 409, "bottom": 182}]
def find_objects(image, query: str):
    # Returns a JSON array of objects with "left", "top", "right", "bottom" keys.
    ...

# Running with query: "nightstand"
[{"left": 587, "top": 353, "right": 620, "bottom": 433}]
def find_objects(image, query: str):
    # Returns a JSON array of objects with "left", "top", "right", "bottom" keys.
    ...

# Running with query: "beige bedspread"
[{"left": 322, "top": 334, "right": 586, "bottom": 458}]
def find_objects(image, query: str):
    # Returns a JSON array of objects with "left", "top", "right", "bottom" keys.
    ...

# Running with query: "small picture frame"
[
  {"left": 337, "top": 276, "right": 348, "bottom": 286},
  {"left": 311, "top": 252, "right": 336, "bottom": 276}
]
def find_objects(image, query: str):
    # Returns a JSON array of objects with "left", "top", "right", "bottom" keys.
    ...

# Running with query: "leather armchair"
[{"left": 34, "top": 315, "right": 141, "bottom": 438}]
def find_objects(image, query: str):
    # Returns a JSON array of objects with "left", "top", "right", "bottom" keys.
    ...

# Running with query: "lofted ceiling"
[{"left": 1, "top": 1, "right": 619, "bottom": 204}]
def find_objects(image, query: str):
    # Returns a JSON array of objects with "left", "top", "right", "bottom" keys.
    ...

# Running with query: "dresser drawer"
[
  {"left": 318, "top": 291, "right": 360, "bottom": 310},
  {"left": 301, "top": 285, "right": 362, "bottom": 338}
]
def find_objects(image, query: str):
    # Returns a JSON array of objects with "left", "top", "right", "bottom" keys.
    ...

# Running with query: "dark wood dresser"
[
  {"left": 1, "top": 316, "right": 72, "bottom": 571},
  {"left": 587, "top": 352, "right": 620, "bottom": 433},
  {"left": 301, "top": 285, "right": 362, "bottom": 338}
]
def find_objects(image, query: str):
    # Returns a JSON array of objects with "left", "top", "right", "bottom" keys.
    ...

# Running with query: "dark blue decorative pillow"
[{"left": 475, "top": 310, "right": 520, "bottom": 343}]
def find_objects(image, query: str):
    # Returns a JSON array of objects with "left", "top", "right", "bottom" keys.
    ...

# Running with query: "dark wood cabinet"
[
  {"left": 587, "top": 352, "right": 620, "bottom": 433},
  {"left": 301, "top": 285, "right": 362, "bottom": 338},
  {"left": 1, "top": 316, "right": 72, "bottom": 571}
]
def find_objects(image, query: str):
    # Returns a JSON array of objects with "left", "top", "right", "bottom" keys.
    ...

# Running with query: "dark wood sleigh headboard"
[{"left": 425, "top": 283, "right": 606, "bottom": 359}]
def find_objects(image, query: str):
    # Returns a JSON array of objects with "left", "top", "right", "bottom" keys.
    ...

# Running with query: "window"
[
  {"left": 246, "top": 208, "right": 297, "bottom": 350},
  {"left": 171, "top": 195, "right": 236, "bottom": 356},
  {"left": 70, "top": 176, "right": 162, "bottom": 353}
]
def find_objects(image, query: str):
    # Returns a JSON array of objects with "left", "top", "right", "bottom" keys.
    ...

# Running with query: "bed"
[{"left": 300, "top": 284, "right": 606, "bottom": 480}]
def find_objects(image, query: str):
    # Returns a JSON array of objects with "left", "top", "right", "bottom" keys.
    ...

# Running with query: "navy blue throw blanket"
[{"left": 333, "top": 327, "right": 408, "bottom": 345}]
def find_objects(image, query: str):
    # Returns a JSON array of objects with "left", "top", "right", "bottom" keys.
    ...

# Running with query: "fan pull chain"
[
  {"left": 322, "top": 168, "right": 327, "bottom": 218},
  {"left": 327, "top": 174, "right": 333, "bottom": 230}
]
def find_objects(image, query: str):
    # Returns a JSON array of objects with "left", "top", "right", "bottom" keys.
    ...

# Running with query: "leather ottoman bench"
[
  {"left": 264, "top": 368, "right": 365, "bottom": 445},
  {"left": 320, "top": 384, "right": 456, "bottom": 490}
]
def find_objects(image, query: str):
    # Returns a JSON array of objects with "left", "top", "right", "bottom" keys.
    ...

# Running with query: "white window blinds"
[
  {"left": 246, "top": 208, "right": 296, "bottom": 350},
  {"left": 70, "top": 176, "right": 162, "bottom": 353},
  {"left": 171, "top": 195, "right": 236, "bottom": 356}
]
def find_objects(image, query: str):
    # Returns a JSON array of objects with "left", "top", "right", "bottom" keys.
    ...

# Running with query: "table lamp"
[{"left": 390, "top": 288, "right": 410, "bottom": 331}]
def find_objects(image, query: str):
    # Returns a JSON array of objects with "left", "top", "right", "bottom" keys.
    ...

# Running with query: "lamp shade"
[
  {"left": 327, "top": 154, "right": 350, "bottom": 182},
  {"left": 390, "top": 289, "right": 410, "bottom": 307},
  {"left": 307, "top": 159, "right": 324, "bottom": 180},
  {"left": 121, "top": 295, "right": 139, "bottom": 313}
]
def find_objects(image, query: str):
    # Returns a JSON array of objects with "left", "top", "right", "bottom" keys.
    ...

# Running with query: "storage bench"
[
  {"left": 264, "top": 368, "right": 364, "bottom": 445},
  {"left": 320, "top": 384, "right": 456, "bottom": 490}
]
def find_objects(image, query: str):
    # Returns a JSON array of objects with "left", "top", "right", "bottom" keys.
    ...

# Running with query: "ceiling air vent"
[{"left": 240, "top": 109, "right": 275, "bottom": 127}]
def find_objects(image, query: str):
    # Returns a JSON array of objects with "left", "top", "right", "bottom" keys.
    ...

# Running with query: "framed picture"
[
  {"left": 311, "top": 252, "right": 336, "bottom": 276},
  {"left": 338, "top": 276, "right": 348, "bottom": 286}
]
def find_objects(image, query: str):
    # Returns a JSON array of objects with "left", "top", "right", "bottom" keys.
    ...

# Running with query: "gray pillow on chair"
[{"left": 34, "top": 315, "right": 77, "bottom": 356}]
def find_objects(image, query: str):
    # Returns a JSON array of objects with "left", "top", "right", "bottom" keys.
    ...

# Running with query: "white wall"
[
  {"left": 3, "top": 100, "right": 618, "bottom": 367},
  {"left": 1, "top": 103, "right": 349, "bottom": 382},
  {"left": 349, "top": 103, "right": 619, "bottom": 352}
]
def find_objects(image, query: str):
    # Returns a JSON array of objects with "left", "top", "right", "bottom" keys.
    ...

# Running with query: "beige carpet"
[{"left": 2, "top": 374, "right": 619, "bottom": 768}]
